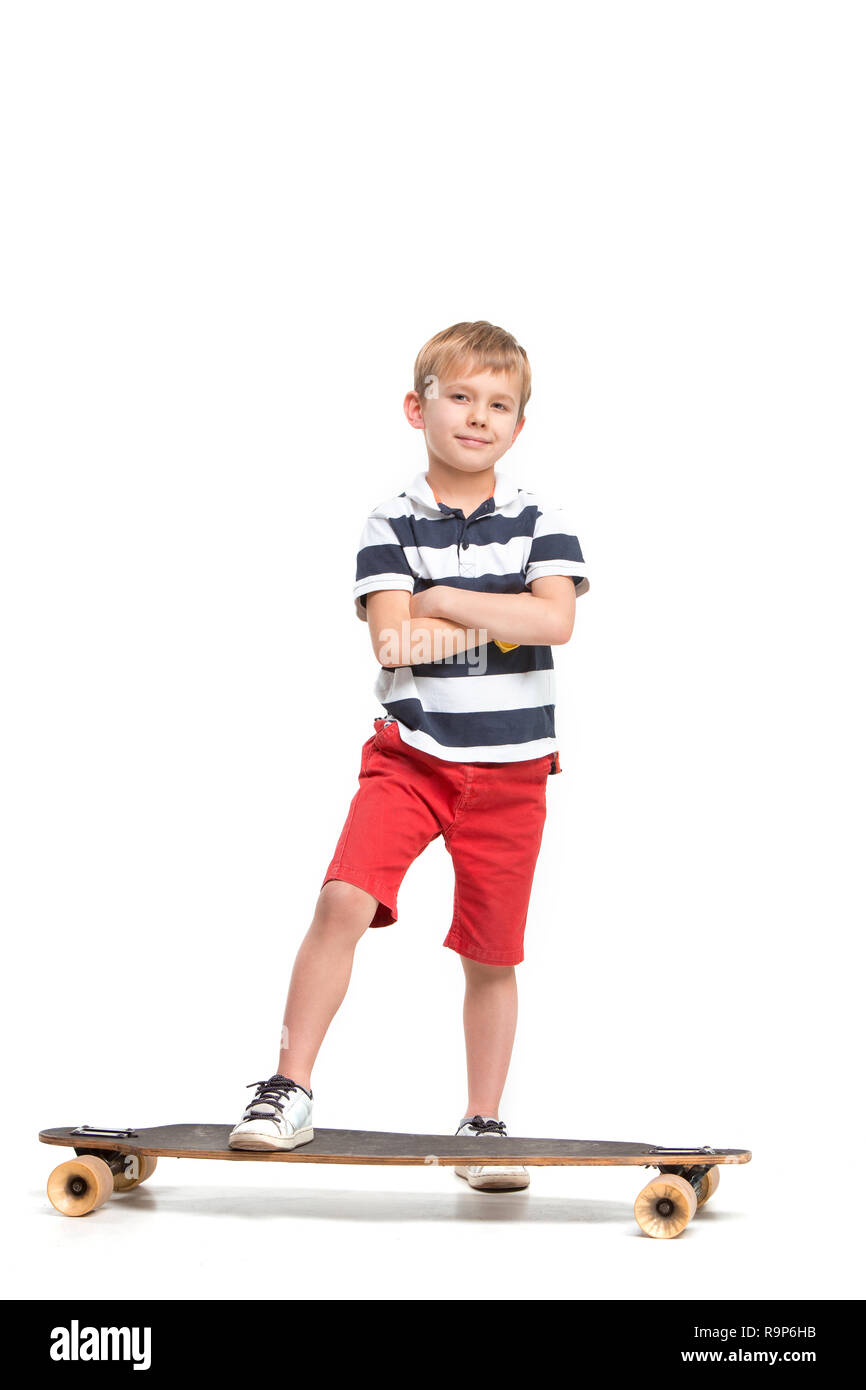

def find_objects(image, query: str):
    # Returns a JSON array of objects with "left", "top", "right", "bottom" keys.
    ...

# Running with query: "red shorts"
[{"left": 321, "top": 718, "right": 551, "bottom": 965}]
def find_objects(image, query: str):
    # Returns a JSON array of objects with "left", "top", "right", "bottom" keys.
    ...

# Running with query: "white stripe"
[
  {"left": 406, "top": 668, "right": 555, "bottom": 713},
  {"left": 400, "top": 532, "right": 529, "bottom": 581},
  {"left": 353, "top": 573, "right": 415, "bottom": 601},
  {"left": 359, "top": 514, "right": 407, "bottom": 543},
  {"left": 525, "top": 559, "right": 589, "bottom": 584}
]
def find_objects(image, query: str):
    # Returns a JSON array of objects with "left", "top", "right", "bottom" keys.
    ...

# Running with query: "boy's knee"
[
  {"left": 461, "top": 956, "right": 516, "bottom": 980},
  {"left": 316, "top": 879, "right": 379, "bottom": 932}
]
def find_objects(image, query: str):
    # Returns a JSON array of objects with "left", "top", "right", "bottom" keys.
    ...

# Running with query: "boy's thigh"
[
  {"left": 322, "top": 735, "right": 454, "bottom": 927},
  {"left": 444, "top": 762, "right": 549, "bottom": 965}
]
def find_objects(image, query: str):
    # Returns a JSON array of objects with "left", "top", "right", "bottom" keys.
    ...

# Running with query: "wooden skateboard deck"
[{"left": 40, "top": 1124, "right": 751, "bottom": 1238}]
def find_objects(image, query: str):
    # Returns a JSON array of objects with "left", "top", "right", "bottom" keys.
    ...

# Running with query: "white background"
[{"left": 2, "top": 1, "right": 863, "bottom": 1301}]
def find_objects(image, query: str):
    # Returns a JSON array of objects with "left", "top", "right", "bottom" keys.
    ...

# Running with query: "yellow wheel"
[
  {"left": 112, "top": 1153, "right": 157, "bottom": 1193},
  {"left": 47, "top": 1154, "right": 114, "bottom": 1217},
  {"left": 634, "top": 1172, "right": 698, "bottom": 1239},
  {"left": 694, "top": 1165, "right": 721, "bottom": 1208}
]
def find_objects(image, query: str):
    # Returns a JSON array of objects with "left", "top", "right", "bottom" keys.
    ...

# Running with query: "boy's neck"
[{"left": 425, "top": 465, "right": 496, "bottom": 513}]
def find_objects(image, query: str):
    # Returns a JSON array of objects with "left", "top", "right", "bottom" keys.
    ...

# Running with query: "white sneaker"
[
  {"left": 229, "top": 1074, "right": 314, "bottom": 1151},
  {"left": 453, "top": 1114, "right": 530, "bottom": 1191}
]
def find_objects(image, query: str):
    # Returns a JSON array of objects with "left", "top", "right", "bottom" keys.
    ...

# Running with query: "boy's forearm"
[
  {"left": 423, "top": 587, "right": 566, "bottom": 646},
  {"left": 379, "top": 617, "right": 485, "bottom": 668}
]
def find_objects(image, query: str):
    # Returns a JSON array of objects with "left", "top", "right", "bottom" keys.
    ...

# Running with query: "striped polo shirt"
[{"left": 353, "top": 468, "right": 589, "bottom": 764}]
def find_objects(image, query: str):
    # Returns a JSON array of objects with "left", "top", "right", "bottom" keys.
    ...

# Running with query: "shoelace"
[
  {"left": 462, "top": 1115, "right": 507, "bottom": 1136},
  {"left": 242, "top": 1074, "right": 307, "bottom": 1123}
]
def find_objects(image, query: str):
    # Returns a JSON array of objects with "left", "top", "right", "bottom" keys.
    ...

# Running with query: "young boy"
[{"left": 229, "top": 321, "right": 589, "bottom": 1191}]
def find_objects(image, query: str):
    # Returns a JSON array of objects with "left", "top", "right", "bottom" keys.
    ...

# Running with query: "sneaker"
[
  {"left": 453, "top": 1114, "right": 530, "bottom": 1192},
  {"left": 228, "top": 1074, "right": 314, "bottom": 1151}
]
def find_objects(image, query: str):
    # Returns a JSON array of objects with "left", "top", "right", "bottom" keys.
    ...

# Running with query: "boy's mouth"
[{"left": 455, "top": 435, "right": 491, "bottom": 448}]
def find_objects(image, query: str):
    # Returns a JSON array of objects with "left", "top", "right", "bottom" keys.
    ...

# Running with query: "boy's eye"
[{"left": 451, "top": 394, "right": 509, "bottom": 410}]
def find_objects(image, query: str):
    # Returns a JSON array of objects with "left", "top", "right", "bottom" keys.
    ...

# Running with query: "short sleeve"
[
  {"left": 353, "top": 513, "right": 416, "bottom": 618},
  {"left": 525, "top": 502, "right": 589, "bottom": 595}
]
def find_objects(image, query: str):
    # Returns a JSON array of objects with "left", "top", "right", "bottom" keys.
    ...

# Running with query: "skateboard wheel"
[
  {"left": 634, "top": 1172, "right": 698, "bottom": 1239},
  {"left": 113, "top": 1154, "right": 158, "bottom": 1193},
  {"left": 47, "top": 1154, "right": 114, "bottom": 1217},
  {"left": 694, "top": 1164, "right": 720, "bottom": 1208}
]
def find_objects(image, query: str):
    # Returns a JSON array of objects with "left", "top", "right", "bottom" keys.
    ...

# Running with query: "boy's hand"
[{"left": 409, "top": 586, "right": 447, "bottom": 620}]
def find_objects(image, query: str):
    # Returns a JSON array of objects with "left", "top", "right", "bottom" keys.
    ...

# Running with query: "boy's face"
[{"left": 406, "top": 364, "right": 525, "bottom": 475}]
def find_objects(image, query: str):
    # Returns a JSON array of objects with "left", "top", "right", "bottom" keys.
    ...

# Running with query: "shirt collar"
[{"left": 405, "top": 469, "right": 520, "bottom": 517}]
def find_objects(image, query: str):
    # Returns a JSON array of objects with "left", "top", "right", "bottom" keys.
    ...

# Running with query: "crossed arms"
[{"left": 362, "top": 577, "right": 584, "bottom": 668}]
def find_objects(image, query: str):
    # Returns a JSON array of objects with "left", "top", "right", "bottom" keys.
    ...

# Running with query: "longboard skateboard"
[{"left": 40, "top": 1124, "right": 751, "bottom": 1238}]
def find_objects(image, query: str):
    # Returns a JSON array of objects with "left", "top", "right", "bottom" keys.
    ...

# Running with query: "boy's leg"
[
  {"left": 460, "top": 956, "right": 518, "bottom": 1119},
  {"left": 276, "top": 880, "right": 380, "bottom": 1089},
  {"left": 443, "top": 755, "right": 549, "bottom": 1118},
  {"left": 229, "top": 880, "right": 379, "bottom": 1150},
  {"left": 454, "top": 957, "right": 529, "bottom": 1191}
]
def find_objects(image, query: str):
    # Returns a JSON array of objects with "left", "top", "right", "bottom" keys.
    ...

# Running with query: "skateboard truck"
[
  {"left": 646, "top": 1147, "right": 721, "bottom": 1219},
  {"left": 58, "top": 1128, "right": 156, "bottom": 1198},
  {"left": 641, "top": 1145, "right": 716, "bottom": 1169},
  {"left": 71, "top": 1128, "right": 141, "bottom": 1166}
]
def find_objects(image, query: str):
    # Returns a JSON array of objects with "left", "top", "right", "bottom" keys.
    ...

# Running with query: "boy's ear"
[
  {"left": 511, "top": 415, "right": 526, "bottom": 443},
  {"left": 404, "top": 390, "right": 426, "bottom": 430}
]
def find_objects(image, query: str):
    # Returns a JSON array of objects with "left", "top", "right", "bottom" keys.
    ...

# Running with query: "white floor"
[{"left": 14, "top": 1149, "right": 858, "bottom": 1302}]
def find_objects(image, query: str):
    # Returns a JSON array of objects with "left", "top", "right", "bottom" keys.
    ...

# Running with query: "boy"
[{"left": 230, "top": 321, "right": 589, "bottom": 1191}]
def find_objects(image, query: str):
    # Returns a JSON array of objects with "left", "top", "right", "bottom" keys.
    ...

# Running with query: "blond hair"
[{"left": 413, "top": 320, "right": 532, "bottom": 420}]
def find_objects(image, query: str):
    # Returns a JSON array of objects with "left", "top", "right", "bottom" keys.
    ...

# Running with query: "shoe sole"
[
  {"left": 454, "top": 1166, "right": 530, "bottom": 1192},
  {"left": 228, "top": 1126, "right": 315, "bottom": 1152}
]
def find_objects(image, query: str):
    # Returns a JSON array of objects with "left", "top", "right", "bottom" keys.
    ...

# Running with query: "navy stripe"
[
  {"left": 384, "top": 644, "right": 554, "bottom": 678},
  {"left": 528, "top": 531, "right": 585, "bottom": 565},
  {"left": 389, "top": 509, "right": 538, "bottom": 552},
  {"left": 356, "top": 542, "right": 414, "bottom": 584},
  {"left": 380, "top": 700, "right": 556, "bottom": 749},
  {"left": 413, "top": 573, "right": 529, "bottom": 597}
]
